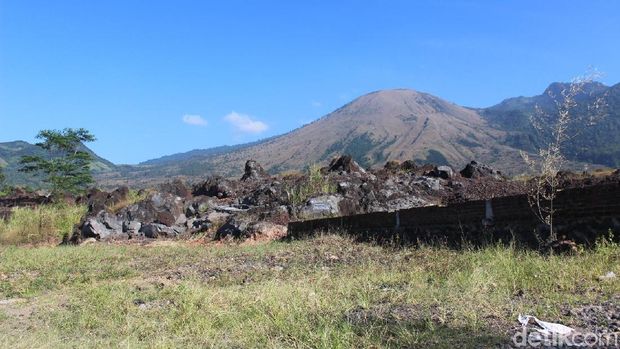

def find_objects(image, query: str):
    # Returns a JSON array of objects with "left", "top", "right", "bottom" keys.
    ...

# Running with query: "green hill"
[
  {"left": 480, "top": 82, "right": 620, "bottom": 167},
  {"left": 0, "top": 141, "right": 116, "bottom": 188}
]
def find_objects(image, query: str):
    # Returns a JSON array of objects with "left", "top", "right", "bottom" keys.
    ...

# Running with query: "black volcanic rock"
[
  {"left": 400, "top": 160, "right": 418, "bottom": 171},
  {"left": 192, "top": 177, "right": 233, "bottom": 198},
  {"left": 326, "top": 155, "right": 366, "bottom": 174},
  {"left": 460, "top": 161, "right": 503, "bottom": 180},
  {"left": 241, "top": 160, "right": 268, "bottom": 181}
]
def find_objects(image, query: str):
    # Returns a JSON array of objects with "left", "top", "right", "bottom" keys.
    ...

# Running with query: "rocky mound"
[
  {"left": 65, "top": 155, "right": 534, "bottom": 245},
  {"left": 0, "top": 188, "right": 52, "bottom": 220}
]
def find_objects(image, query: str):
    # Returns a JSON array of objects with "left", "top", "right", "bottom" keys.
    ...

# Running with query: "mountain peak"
[
  {"left": 543, "top": 81, "right": 608, "bottom": 97},
  {"left": 336, "top": 88, "right": 459, "bottom": 119},
  {"left": 356, "top": 88, "right": 431, "bottom": 102}
]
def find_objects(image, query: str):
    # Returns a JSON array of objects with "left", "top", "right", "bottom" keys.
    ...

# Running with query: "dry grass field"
[{"left": 0, "top": 234, "right": 618, "bottom": 348}]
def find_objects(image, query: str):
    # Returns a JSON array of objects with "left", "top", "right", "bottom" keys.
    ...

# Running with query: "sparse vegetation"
[
  {"left": 286, "top": 164, "right": 337, "bottom": 205},
  {"left": 0, "top": 234, "right": 617, "bottom": 347},
  {"left": 521, "top": 73, "right": 608, "bottom": 241},
  {"left": 0, "top": 204, "right": 86, "bottom": 245},
  {"left": 107, "top": 189, "right": 150, "bottom": 213}
]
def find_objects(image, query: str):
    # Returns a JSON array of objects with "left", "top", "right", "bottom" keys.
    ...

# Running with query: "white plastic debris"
[
  {"left": 598, "top": 271, "right": 617, "bottom": 281},
  {"left": 518, "top": 314, "right": 575, "bottom": 336}
]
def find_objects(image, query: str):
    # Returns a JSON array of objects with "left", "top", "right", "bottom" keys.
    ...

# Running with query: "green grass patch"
[{"left": 0, "top": 204, "right": 86, "bottom": 245}]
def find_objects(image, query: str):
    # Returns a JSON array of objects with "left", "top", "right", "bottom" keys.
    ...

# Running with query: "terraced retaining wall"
[{"left": 288, "top": 182, "right": 620, "bottom": 247}]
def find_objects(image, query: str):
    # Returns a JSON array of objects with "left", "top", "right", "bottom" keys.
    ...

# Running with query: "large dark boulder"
[
  {"left": 214, "top": 216, "right": 286, "bottom": 241},
  {"left": 459, "top": 161, "right": 503, "bottom": 180},
  {"left": 122, "top": 220, "right": 142, "bottom": 236},
  {"left": 84, "top": 187, "right": 129, "bottom": 214},
  {"left": 80, "top": 210, "right": 124, "bottom": 240},
  {"left": 241, "top": 183, "right": 286, "bottom": 207},
  {"left": 192, "top": 177, "right": 233, "bottom": 198},
  {"left": 139, "top": 223, "right": 183, "bottom": 238},
  {"left": 215, "top": 216, "right": 252, "bottom": 240},
  {"left": 326, "top": 155, "right": 366, "bottom": 174},
  {"left": 186, "top": 217, "right": 212, "bottom": 234},
  {"left": 299, "top": 195, "right": 342, "bottom": 219},
  {"left": 123, "top": 192, "right": 185, "bottom": 226},
  {"left": 240, "top": 160, "right": 268, "bottom": 181},
  {"left": 400, "top": 160, "right": 418, "bottom": 171},
  {"left": 158, "top": 179, "right": 192, "bottom": 199},
  {"left": 425, "top": 166, "right": 455, "bottom": 179},
  {"left": 184, "top": 196, "right": 215, "bottom": 218}
]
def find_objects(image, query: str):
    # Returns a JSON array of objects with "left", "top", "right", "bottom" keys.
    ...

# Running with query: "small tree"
[
  {"left": 521, "top": 73, "right": 607, "bottom": 242},
  {"left": 19, "top": 128, "right": 97, "bottom": 195}
]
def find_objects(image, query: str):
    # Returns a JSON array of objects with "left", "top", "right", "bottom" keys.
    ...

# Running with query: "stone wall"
[{"left": 288, "top": 182, "right": 620, "bottom": 247}]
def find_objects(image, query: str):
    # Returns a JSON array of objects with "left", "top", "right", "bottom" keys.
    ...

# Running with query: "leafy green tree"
[{"left": 19, "top": 128, "right": 96, "bottom": 194}]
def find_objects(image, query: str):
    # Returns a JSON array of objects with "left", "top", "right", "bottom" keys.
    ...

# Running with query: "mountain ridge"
[
  {"left": 3, "top": 82, "right": 619, "bottom": 187},
  {"left": 481, "top": 81, "right": 620, "bottom": 167}
]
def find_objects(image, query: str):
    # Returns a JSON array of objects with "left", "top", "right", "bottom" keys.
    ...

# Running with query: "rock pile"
[{"left": 67, "top": 155, "right": 523, "bottom": 244}]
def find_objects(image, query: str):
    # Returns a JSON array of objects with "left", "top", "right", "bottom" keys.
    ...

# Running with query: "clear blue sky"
[{"left": 1, "top": 0, "right": 619, "bottom": 164}]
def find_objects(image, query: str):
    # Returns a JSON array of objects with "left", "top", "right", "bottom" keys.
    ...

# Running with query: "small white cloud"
[
  {"left": 311, "top": 101, "right": 322, "bottom": 108},
  {"left": 224, "top": 111, "right": 268, "bottom": 134},
  {"left": 182, "top": 114, "right": 208, "bottom": 126}
]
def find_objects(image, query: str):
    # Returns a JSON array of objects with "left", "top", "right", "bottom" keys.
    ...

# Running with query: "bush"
[
  {"left": 0, "top": 204, "right": 86, "bottom": 245},
  {"left": 286, "top": 164, "right": 336, "bottom": 205}
]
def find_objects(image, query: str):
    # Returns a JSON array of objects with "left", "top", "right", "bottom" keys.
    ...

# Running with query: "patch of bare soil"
[
  {"left": 0, "top": 297, "right": 34, "bottom": 331},
  {"left": 566, "top": 295, "right": 620, "bottom": 335},
  {"left": 139, "top": 237, "right": 387, "bottom": 285},
  {"left": 345, "top": 303, "right": 447, "bottom": 328}
]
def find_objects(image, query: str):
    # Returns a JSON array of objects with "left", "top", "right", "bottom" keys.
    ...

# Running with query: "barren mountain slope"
[{"left": 201, "top": 89, "right": 526, "bottom": 175}]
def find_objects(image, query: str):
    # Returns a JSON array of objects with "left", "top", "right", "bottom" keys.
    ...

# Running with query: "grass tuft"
[
  {"left": 286, "top": 164, "right": 337, "bottom": 205},
  {"left": 0, "top": 204, "right": 86, "bottom": 245}
]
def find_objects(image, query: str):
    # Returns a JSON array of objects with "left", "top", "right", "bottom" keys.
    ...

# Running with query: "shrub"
[
  {"left": 0, "top": 204, "right": 86, "bottom": 245},
  {"left": 286, "top": 164, "right": 336, "bottom": 205}
]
